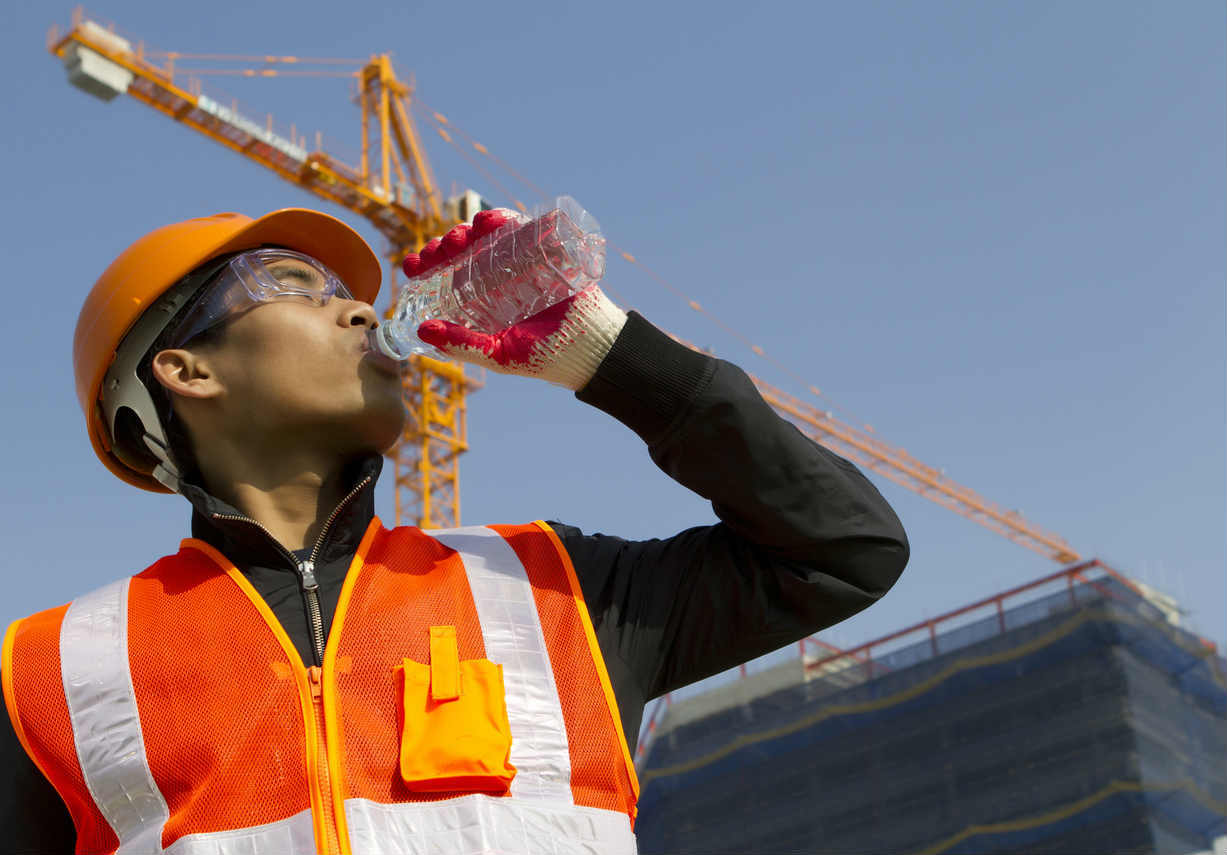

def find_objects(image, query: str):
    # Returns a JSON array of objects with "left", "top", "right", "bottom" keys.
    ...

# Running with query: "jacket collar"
[{"left": 180, "top": 455, "right": 383, "bottom": 572}]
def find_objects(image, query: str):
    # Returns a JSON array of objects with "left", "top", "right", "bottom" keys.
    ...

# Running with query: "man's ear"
[{"left": 150, "top": 349, "right": 223, "bottom": 400}]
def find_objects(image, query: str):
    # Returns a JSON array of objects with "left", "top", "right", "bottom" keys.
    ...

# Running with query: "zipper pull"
[
  {"left": 298, "top": 559, "right": 320, "bottom": 593},
  {"left": 308, "top": 665, "right": 324, "bottom": 702}
]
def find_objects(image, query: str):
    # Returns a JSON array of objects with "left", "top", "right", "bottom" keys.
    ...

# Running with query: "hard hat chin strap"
[{"left": 143, "top": 427, "right": 182, "bottom": 494}]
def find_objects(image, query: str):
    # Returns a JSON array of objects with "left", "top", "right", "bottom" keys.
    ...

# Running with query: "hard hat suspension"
[{"left": 100, "top": 256, "right": 233, "bottom": 493}]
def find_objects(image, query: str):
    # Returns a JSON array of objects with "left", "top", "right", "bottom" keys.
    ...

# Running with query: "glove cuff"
[{"left": 537, "top": 287, "right": 628, "bottom": 390}]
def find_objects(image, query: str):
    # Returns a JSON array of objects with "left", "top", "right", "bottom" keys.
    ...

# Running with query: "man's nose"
[{"left": 339, "top": 300, "right": 380, "bottom": 329}]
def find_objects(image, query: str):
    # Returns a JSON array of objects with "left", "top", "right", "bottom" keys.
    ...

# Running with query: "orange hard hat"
[{"left": 75, "top": 209, "right": 383, "bottom": 493}]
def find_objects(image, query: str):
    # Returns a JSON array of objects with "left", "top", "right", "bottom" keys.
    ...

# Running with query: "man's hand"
[{"left": 405, "top": 210, "right": 627, "bottom": 390}]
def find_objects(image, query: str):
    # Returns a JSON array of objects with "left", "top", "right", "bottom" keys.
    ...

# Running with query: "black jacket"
[{"left": 2, "top": 313, "right": 909, "bottom": 851}]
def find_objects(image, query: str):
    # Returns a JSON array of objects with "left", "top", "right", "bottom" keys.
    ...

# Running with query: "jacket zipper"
[
  {"left": 211, "top": 474, "right": 372, "bottom": 665},
  {"left": 210, "top": 474, "right": 372, "bottom": 853}
]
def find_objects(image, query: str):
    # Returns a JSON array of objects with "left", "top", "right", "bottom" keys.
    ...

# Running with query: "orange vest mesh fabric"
[
  {"left": 126, "top": 549, "right": 311, "bottom": 844},
  {"left": 490, "top": 523, "right": 639, "bottom": 818},
  {"left": 6, "top": 604, "right": 120, "bottom": 855},
  {"left": 335, "top": 523, "right": 636, "bottom": 818},
  {"left": 333, "top": 525, "right": 492, "bottom": 805}
]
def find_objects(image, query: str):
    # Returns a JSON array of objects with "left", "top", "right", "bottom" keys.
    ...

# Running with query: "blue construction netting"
[{"left": 635, "top": 577, "right": 1226, "bottom": 855}]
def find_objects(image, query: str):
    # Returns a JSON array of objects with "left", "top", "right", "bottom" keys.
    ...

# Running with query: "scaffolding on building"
[{"left": 635, "top": 561, "right": 1227, "bottom": 855}]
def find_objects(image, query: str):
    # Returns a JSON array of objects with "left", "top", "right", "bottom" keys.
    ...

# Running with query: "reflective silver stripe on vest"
[
  {"left": 162, "top": 809, "right": 316, "bottom": 854},
  {"left": 59, "top": 582, "right": 327, "bottom": 854},
  {"left": 61, "top": 578, "right": 170, "bottom": 853},
  {"left": 344, "top": 795, "right": 637, "bottom": 855},
  {"left": 428, "top": 526, "right": 573, "bottom": 803}
]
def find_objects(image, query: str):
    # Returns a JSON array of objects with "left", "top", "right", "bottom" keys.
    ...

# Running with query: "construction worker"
[{"left": 1, "top": 207, "right": 909, "bottom": 854}]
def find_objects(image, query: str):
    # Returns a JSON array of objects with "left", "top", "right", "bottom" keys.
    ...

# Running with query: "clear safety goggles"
[{"left": 169, "top": 248, "right": 354, "bottom": 348}]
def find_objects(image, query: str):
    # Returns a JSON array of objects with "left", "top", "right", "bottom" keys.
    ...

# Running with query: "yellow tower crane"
[{"left": 47, "top": 9, "right": 1081, "bottom": 565}]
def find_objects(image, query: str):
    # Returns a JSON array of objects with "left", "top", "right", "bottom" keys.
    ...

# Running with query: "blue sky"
[{"left": 2, "top": 2, "right": 1223, "bottom": 662}]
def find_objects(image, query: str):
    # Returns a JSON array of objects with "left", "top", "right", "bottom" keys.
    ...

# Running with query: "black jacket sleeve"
[
  {"left": 0, "top": 681, "right": 75, "bottom": 852},
  {"left": 554, "top": 312, "right": 910, "bottom": 752}
]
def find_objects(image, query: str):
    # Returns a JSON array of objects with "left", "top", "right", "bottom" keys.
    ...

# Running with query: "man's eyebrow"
[{"left": 269, "top": 264, "right": 321, "bottom": 282}]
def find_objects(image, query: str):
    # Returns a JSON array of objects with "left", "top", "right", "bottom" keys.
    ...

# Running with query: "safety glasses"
[{"left": 169, "top": 248, "right": 354, "bottom": 348}]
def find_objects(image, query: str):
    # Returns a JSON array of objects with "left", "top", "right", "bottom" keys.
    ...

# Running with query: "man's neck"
[{"left": 196, "top": 449, "right": 356, "bottom": 553}]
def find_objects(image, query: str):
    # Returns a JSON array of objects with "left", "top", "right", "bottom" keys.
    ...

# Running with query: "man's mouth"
[{"left": 361, "top": 331, "right": 407, "bottom": 376}]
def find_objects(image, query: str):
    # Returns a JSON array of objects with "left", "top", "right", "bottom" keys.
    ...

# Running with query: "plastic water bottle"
[{"left": 370, "top": 196, "right": 606, "bottom": 360}]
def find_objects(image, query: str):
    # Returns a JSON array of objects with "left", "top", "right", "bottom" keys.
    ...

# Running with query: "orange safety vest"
[{"left": 2, "top": 520, "right": 639, "bottom": 854}]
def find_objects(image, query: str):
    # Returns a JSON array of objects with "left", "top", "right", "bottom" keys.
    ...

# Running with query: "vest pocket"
[{"left": 398, "top": 625, "right": 517, "bottom": 793}]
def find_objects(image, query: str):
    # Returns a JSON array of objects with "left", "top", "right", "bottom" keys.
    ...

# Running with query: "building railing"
[{"left": 800, "top": 559, "right": 1186, "bottom": 680}]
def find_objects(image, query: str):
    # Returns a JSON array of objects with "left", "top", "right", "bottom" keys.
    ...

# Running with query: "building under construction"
[{"left": 634, "top": 561, "right": 1227, "bottom": 855}]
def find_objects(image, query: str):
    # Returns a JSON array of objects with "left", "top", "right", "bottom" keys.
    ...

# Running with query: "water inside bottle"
[{"left": 450, "top": 208, "right": 603, "bottom": 332}]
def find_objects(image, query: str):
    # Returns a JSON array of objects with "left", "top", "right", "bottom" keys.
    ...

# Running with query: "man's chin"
[{"left": 356, "top": 405, "right": 407, "bottom": 457}]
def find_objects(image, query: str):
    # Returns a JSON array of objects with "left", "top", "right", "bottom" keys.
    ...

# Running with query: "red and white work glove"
[{"left": 405, "top": 209, "right": 627, "bottom": 391}]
